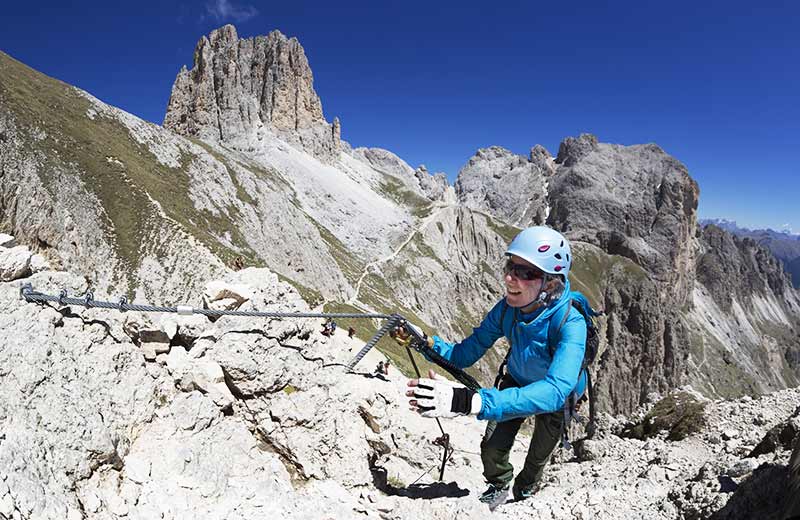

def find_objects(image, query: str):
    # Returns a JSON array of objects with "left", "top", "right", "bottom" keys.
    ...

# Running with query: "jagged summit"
[{"left": 164, "top": 24, "right": 340, "bottom": 161}]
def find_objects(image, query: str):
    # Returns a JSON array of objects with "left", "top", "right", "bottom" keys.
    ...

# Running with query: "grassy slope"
[
  {"left": 0, "top": 52, "right": 261, "bottom": 291},
  {"left": 0, "top": 52, "right": 343, "bottom": 305}
]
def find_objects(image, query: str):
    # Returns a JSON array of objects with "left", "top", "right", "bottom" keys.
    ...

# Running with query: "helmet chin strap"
[{"left": 519, "top": 274, "right": 552, "bottom": 310}]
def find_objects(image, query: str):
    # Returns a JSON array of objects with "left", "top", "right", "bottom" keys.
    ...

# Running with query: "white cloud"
[{"left": 206, "top": 0, "right": 259, "bottom": 23}]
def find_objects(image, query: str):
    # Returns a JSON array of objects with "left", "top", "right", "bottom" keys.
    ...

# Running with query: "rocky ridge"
[
  {"left": 3, "top": 24, "right": 800, "bottom": 422},
  {"left": 455, "top": 145, "right": 553, "bottom": 227},
  {"left": 1, "top": 248, "right": 799, "bottom": 520}
]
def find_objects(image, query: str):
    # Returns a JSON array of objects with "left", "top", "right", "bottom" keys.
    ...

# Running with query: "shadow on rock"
[
  {"left": 709, "top": 464, "right": 787, "bottom": 520},
  {"left": 372, "top": 466, "right": 469, "bottom": 499},
  {"left": 388, "top": 482, "right": 470, "bottom": 500}
]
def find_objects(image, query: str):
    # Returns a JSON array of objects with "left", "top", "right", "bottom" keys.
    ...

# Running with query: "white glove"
[{"left": 407, "top": 371, "right": 482, "bottom": 419}]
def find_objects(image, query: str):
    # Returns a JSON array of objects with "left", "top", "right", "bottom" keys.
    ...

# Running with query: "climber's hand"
[{"left": 406, "top": 370, "right": 482, "bottom": 418}]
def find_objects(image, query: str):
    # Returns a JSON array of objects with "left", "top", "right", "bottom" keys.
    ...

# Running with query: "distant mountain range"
[{"left": 700, "top": 219, "right": 800, "bottom": 287}]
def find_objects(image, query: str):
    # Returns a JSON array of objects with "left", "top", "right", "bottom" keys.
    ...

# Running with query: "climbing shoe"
[
  {"left": 479, "top": 484, "right": 509, "bottom": 510},
  {"left": 512, "top": 482, "right": 537, "bottom": 501}
]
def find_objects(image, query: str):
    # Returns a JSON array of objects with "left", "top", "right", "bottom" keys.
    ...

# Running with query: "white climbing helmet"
[{"left": 506, "top": 226, "right": 572, "bottom": 278}]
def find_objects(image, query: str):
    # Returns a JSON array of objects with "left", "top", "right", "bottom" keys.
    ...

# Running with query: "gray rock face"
[
  {"left": 595, "top": 268, "right": 691, "bottom": 415},
  {"left": 164, "top": 25, "right": 339, "bottom": 161},
  {"left": 351, "top": 148, "right": 451, "bottom": 202},
  {"left": 697, "top": 224, "right": 795, "bottom": 310},
  {"left": 549, "top": 134, "right": 699, "bottom": 305},
  {"left": 454, "top": 146, "right": 552, "bottom": 227},
  {"left": 689, "top": 225, "right": 800, "bottom": 397},
  {"left": 414, "top": 165, "right": 451, "bottom": 202}
]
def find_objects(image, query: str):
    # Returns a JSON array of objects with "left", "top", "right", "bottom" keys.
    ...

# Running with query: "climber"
[
  {"left": 399, "top": 226, "right": 591, "bottom": 509},
  {"left": 321, "top": 319, "right": 332, "bottom": 337}
]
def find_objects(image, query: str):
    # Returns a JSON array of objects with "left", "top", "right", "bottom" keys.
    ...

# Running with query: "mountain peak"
[{"left": 164, "top": 25, "right": 339, "bottom": 161}]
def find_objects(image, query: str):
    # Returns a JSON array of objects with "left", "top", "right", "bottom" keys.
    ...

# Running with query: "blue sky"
[{"left": 2, "top": 0, "right": 798, "bottom": 232}]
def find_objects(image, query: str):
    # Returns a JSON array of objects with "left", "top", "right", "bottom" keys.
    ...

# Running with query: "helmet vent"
[
  {"left": 566, "top": 253, "right": 570, "bottom": 262},
  {"left": 554, "top": 253, "right": 562, "bottom": 260},
  {"left": 560, "top": 240, "right": 564, "bottom": 247},
  {"left": 538, "top": 245, "right": 550, "bottom": 252}
]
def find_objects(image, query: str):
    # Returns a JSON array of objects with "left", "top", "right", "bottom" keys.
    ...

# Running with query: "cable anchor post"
[
  {"left": 117, "top": 296, "right": 128, "bottom": 313},
  {"left": 433, "top": 433, "right": 452, "bottom": 481},
  {"left": 58, "top": 289, "right": 68, "bottom": 306},
  {"left": 83, "top": 291, "right": 94, "bottom": 309}
]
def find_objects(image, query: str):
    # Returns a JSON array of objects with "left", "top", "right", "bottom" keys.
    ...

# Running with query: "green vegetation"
[
  {"left": 623, "top": 391, "right": 707, "bottom": 441},
  {"left": 282, "top": 384, "right": 298, "bottom": 395},
  {"left": 484, "top": 215, "right": 521, "bottom": 244},
  {"left": 568, "top": 242, "right": 648, "bottom": 309},
  {"left": 0, "top": 52, "right": 258, "bottom": 294},
  {"left": 378, "top": 176, "right": 432, "bottom": 218}
]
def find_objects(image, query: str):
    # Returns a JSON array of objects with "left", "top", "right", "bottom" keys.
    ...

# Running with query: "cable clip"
[
  {"left": 177, "top": 305, "right": 194, "bottom": 316},
  {"left": 118, "top": 296, "right": 128, "bottom": 313},
  {"left": 58, "top": 289, "right": 68, "bottom": 306},
  {"left": 83, "top": 291, "right": 94, "bottom": 308},
  {"left": 19, "top": 283, "right": 33, "bottom": 301}
]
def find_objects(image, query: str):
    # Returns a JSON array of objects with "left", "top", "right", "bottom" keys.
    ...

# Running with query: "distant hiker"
[
  {"left": 232, "top": 256, "right": 245, "bottom": 271},
  {"left": 400, "top": 226, "right": 600, "bottom": 508},
  {"left": 375, "top": 361, "right": 385, "bottom": 375},
  {"left": 321, "top": 319, "right": 332, "bottom": 337},
  {"left": 330, "top": 320, "right": 337, "bottom": 333},
  {"left": 383, "top": 360, "right": 390, "bottom": 375},
  {"left": 348, "top": 326, "right": 356, "bottom": 338}
]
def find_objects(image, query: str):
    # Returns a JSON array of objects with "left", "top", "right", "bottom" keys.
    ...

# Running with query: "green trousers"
[{"left": 480, "top": 375, "right": 564, "bottom": 490}]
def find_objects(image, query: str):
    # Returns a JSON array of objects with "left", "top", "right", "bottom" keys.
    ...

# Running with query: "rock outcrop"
[
  {"left": 549, "top": 134, "right": 699, "bottom": 304},
  {"left": 3, "top": 257, "right": 800, "bottom": 519},
  {"left": 454, "top": 145, "right": 552, "bottom": 227},
  {"left": 164, "top": 25, "right": 340, "bottom": 161},
  {"left": 697, "top": 224, "right": 796, "bottom": 310}
]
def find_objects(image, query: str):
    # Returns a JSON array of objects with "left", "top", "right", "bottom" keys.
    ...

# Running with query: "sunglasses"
[{"left": 504, "top": 259, "right": 544, "bottom": 281}]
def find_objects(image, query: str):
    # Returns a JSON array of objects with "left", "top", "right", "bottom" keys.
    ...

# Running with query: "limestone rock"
[
  {"left": 29, "top": 253, "right": 51, "bottom": 273},
  {"left": 203, "top": 280, "right": 253, "bottom": 311},
  {"left": 454, "top": 145, "right": 551, "bottom": 227},
  {"left": 163, "top": 24, "right": 339, "bottom": 161},
  {"left": 414, "top": 165, "right": 451, "bottom": 201},
  {"left": 549, "top": 134, "right": 699, "bottom": 305},
  {"left": 0, "top": 245, "right": 32, "bottom": 281},
  {"left": 0, "top": 233, "right": 16, "bottom": 248}
]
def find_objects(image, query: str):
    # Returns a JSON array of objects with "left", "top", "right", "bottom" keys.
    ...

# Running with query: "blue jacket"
[{"left": 431, "top": 280, "right": 587, "bottom": 422}]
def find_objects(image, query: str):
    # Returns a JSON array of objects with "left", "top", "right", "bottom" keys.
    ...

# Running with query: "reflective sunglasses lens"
[{"left": 504, "top": 260, "right": 541, "bottom": 280}]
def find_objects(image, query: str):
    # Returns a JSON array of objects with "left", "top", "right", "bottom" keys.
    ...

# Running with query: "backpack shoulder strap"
[
  {"left": 547, "top": 298, "right": 573, "bottom": 358},
  {"left": 498, "top": 299, "right": 508, "bottom": 336},
  {"left": 493, "top": 299, "right": 518, "bottom": 388}
]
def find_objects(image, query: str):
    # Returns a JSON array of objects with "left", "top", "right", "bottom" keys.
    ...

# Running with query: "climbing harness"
[{"left": 19, "top": 283, "right": 477, "bottom": 481}]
